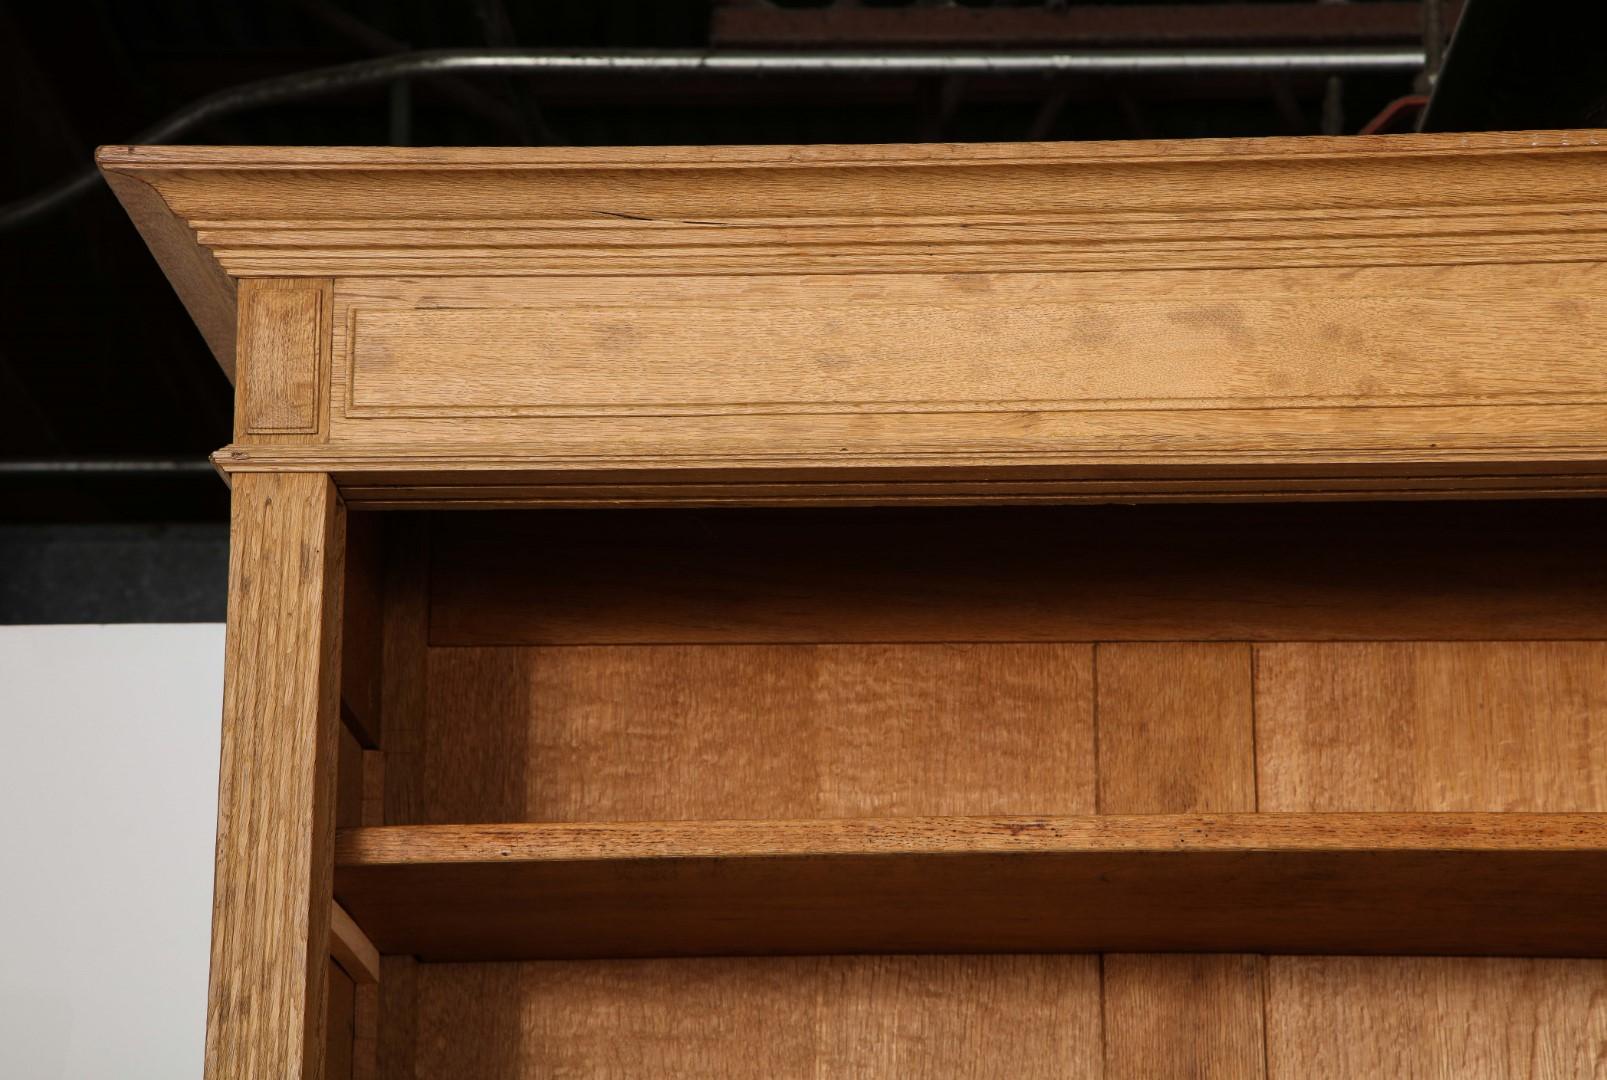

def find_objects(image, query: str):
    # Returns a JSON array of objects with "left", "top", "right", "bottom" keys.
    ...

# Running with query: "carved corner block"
[{"left": 236, "top": 277, "right": 332, "bottom": 441}]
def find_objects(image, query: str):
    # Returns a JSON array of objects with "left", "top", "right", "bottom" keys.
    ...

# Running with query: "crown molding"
[{"left": 102, "top": 130, "right": 1607, "bottom": 288}]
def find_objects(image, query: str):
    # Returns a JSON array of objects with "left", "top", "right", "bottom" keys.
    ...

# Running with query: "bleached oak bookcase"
[{"left": 101, "top": 131, "right": 1607, "bottom": 1079}]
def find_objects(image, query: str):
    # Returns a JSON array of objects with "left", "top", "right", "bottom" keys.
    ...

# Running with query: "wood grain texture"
[
  {"left": 98, "top": 134, "right": 1607, "bottom": 496},
  {"left": 96, "top": 132, "right": 1607, "bottom": 281},
  {"left": 329, "top": 901, "right": 380, "bottom": 987},
  {"left": 236, "top": 278, "right": 329, "bottom": 438},
  {"left": 350, "top": 982, "right": 377, "bottom": 1080},
  {"left": 418, "top": 643, "right": 1093, "bottom": 823},
  {"left": 208, "top": 473, "right": 344, "bottom": 1080},
  {"left": 104, "top": 132, "right": 1607, "bottom": 1075},
  {"left": 335, "top": 721, "right": 364, "bottom": 829},
  {"left": 217, "top": 446, "right": 1607, "bottom": 506},
  {"left": 1096, "top": 643, "right": 1266, "bottom": 1079},
  {"left": 340, "top": 267, "right": 1607, "bottom": 419},
  {"left": 1266, "top": 957, "right": 1607, "bottom": 1079},
  {"left": 1096, "top": 643, "right": 1255, "bottom": 815},
  {"left": 324, "top": 960, "right": 354, "bottom": 1080},
  {"left": 340, "top": 813, "right": 1607, "bottom": 863},
  {"left": 1257, "top": 642, "right": 1607, "bottom": 812},
  {"left": 304, "top": 265, "right": 1607, "bottom": 489},
  {"left": 412, "top": 956, "right": 1102, "bottom": 1079},
  {"left": 332, "top": 814, "right": 1607, "bottom": 960},
  {"left": 1259, "top": 640, "right": 1607, "bottom": 1077},
  {"left": 1103, "top": 955, "right": 1268, "bottom": 1080},
  {"left": 359, "top": 751, "right": 384, "bottom": 828},
  {"left": 396, "top": 632, "right": 1096, "bottom": 1070},
  {"left": 429, "top": 503, "right": 1607, "bottom": 644},
  {"left": 375, "top": 956, "right": 417, "bottom": 1080}
]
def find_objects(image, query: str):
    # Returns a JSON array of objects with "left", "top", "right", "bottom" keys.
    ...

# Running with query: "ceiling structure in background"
[{"left": 0, "top": 0, "right": 1582, "bottom": 529}]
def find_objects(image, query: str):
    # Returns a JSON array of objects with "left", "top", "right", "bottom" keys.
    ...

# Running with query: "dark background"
[{"left": 0, "top": 0, "right": 1596, "bottom": 620}]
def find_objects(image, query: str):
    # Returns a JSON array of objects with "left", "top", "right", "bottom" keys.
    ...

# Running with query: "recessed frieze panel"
[{"left": 340, "top": 265, "right": 1607, "bottom": 422}]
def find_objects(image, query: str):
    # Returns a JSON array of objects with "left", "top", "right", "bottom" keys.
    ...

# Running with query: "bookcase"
[{"left": 102, "top": 131, "right": 1607, "bottom": 1078}]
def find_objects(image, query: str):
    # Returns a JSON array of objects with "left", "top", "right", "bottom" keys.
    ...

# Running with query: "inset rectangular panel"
[
  {"left": 1256, "top": 642, "right": 1607, "bottom": 812},
  {"left": 1258, "top": 642, "right": 1607, "bottom": 1077},
  {"left": 1104, "top": 955, "right": 1266, "bottom": 1080},
  {"left": 237, "top": 278, "right": 327, "bottom": 436},
  {"left": 418, "top": 643, "right": 1094, "bottom": 823},
  {"left": 1096, "top": 643, "right": 1254, "bottom": 814},
  {"left": 1266, "top": 957, "right": 1607, "bottom": 1079},
  {"left": 412, "top": 956, "right": 1103, "bottom": 1080},
  {"left": 1096, "top": 642, "right": 1265, "bottom": 1079},
  {"left": 344, "top": 266, "right": 1607, "bottom": 420}
]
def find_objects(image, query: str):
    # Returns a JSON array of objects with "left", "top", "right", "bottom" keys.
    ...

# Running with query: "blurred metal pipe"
[
  {"left": 0, "top": 459, "right": 216, "bottom": 477},
  {"left": 372, "top": 47, "right": 1427, "bottom": 76},
  {"left": 0, "top": 46, "right": 1424, "bottom": 231},
  {"left": 290, "top": 0, "right": 527, "bottom": 137}
]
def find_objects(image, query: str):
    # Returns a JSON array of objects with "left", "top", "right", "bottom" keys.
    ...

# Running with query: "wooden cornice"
[
  {"left": 100, "top": 131, "right": 1607, "bottom": 285},
  {"left": 100, "top": 132, "right": 1607, "bottom": 504}
]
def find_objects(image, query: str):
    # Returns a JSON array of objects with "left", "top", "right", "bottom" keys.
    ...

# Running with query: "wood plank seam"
[
  {"left": 1092, "top": 643, "right": 1104, "bottom": 816},
  {"left": 1097, "top": 643, "right": 1267, "bottom": 1078},
  {"left": 1250, "top": 644, "right": 1263, "bottom": 814}
]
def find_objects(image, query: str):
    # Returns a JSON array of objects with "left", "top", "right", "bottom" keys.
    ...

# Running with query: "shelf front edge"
[{"left": 334, "top": 814, "right": 1607, "bottom": 961}]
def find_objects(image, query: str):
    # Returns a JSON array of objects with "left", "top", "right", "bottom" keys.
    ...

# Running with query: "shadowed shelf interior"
[{"left": 328, "top": 500, "right": 1607, "bottom": 1076}]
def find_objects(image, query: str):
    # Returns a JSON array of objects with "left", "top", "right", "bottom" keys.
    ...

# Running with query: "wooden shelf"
[{"left": 334, "top": 813, "right": 1607, "bottom": 961}]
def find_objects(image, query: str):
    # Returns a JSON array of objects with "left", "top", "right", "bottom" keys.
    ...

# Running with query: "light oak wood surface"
[
  {"left": 1265, "top": 957, "right": 1607, "bottom": 1079},
  {"left": 235, "top": 278, "right": 330, "bottom": 440},
  {"left": 375, "top": 957, "right": 417, "bottom": 1080},
  {"left": 1258, "top": 640, "right": 1607, "bottom": 1078},
  {"left": 1258, "top": 642, "right": 1607, "bottom": 813},
  {"left": 332, "top": 813, "right": 1607, "bottom": 960},
  {"left": 390, "top": 584, "right": 1110, "bottom": 1072},
  {"left": 95, "top": 132, "right": 1607, "bottom": 283},
  {"left": 97, "top": 134, "right": 1607, "bottom": 1076},
  {"left": 1104, "top": 954, "right": 1268, "bottom": 1080},
  {"left": 419, "top": 643, "right": 1093, "bottom": 823},
  {"left": 412, "top": 955, "right": 1103, "bottom": 1080},
  {"left": 335, "top": 722, "right": 364, "bottom": 829},
  {"left": 325, "top": 960, "right": 354, "bottom": 1080},
  {"left": 208, "top": 474, "right": 344, "bottom": 1080},
  {"left": 1095, "top": 643, "right": 1255, "bottom": 816},
  {"left": 335, "top": 267, "right": 1607, "bottom": 420},
  {"left": 100, "top": 132, "right": 1607, "bottom": 504},
  {"left": 1097, "top": 644, "right": 1266, "bottom": 1079},
  {"left": 329, "top": 901, "right": 380, "bottom": 987}
]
